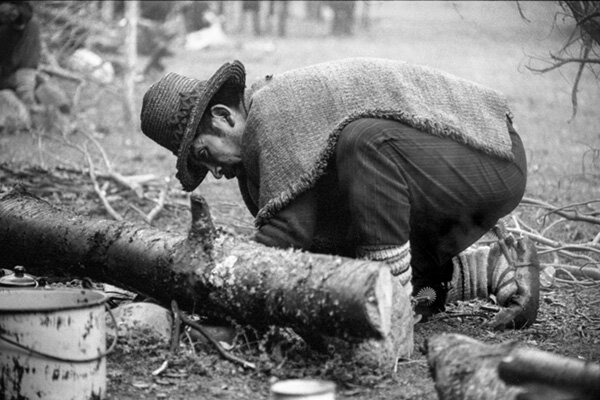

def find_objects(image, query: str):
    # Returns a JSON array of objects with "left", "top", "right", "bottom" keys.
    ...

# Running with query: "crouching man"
[{"left": 140, "top": 58, "right": 538, "bottom": 356}]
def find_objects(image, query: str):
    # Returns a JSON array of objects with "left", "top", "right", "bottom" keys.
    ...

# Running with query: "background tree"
[{"left": 526, "top": 1, "right": 600, "bottom": 120}]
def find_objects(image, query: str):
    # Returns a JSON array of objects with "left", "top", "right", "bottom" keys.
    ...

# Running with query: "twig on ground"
[
  {"left": 540, "top": 218, "right": 567, "bottom": 237},
  {"left": 170, "top": 300, "right": 182, "bottom": 355},
  {"left": 82, "top": 131, "right": 144, "bottom": 197},
  {"left": 146, "top": 178, "right": 169, "bottom": 223},
  {"left": 509, "top": 226, "right": 600, "bottom": 264},
  {"left": 40, "top": 149, "right": 83, "bottom": 171},
  {"left": 39, "top": 65, "right": 84, "bottom": 83},
  {"left": 555, "top": 277, "right": 599, "bottom": 286},
  {"left": 179, "top": 313, "right": 256, "bottom": 370},
  {"left": 520, "top": 197, "right": 600, "bottom": 225},
  {"left": 424, "top": 312, "right": 489, "bottom": 323},
  {"left": 549, "top": 263, "right": 600, "bottom": 281},
  {"left": 152, "top": 300, "right": 183, "bottom": 377},
  {"left": 152, "top": 300, "right": 181, "bottom": 376},
  {"left": 184, "top": 329, "right": 196, "bottom": 356},
  {"left": 540, "top": 247, "right": 597, "bottom": 263},
  {"left": 593, "top": 231, "right": 600, "bottom": 246},
  {"left": 83, "top": 144, "right": 123, "bottom": 221},
  {"left": 151, "top": 360, "right": 169, "bottom": 376},
  {"left": 128, "top": 179, "right": 168, "bottom": 225},
  {"left": 538, "top": 244, "right": 600, "bottom": 256}
]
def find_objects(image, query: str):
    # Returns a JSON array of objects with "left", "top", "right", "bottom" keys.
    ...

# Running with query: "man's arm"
[{"left": 254, "top": 190, "right": 317, "bottom": 250}]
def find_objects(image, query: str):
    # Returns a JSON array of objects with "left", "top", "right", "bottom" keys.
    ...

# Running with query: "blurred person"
[
  {"left": 140, "top": 58, "right": 532, "bottom": 320},
  {"left": 327, "top": 1, "right": 356, "bottom": 36},
  {"left": 240, "top": 0, "right": 261, "bottom": 35},
  {"left": 0, "top": 0, "right": 40, "bottom": 107}
]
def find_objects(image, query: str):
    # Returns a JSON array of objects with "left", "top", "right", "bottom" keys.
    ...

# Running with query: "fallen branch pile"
[{"left": 511, "top": 196, "right": 600, "bottom": 285}]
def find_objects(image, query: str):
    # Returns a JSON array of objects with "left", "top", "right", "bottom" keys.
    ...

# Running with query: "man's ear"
[{"left": 210, "top": 105, "right": 234, "bottom": 127}]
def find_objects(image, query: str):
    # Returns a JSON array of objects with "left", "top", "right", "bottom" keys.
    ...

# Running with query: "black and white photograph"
[{"left": 1, "top": 1, "right": 599, "bottom": 399}]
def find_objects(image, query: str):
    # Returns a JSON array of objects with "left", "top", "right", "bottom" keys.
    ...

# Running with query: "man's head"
[
  {"left": 0, "top": 2, "right": 33, "bottom": 29},
  {"left": 0, "top": 3, "right": 19, "bottom": 25},
  {"left": 140, "top": 61, "right": 246, "bottom": 191},
  {"left": 190, "top": 82, "right": 247, "bottom": 181}
]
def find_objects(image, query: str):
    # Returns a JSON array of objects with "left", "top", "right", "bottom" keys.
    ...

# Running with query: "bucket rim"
[{"left": 0, "top": 288, "right": 108, "bottom": 313}]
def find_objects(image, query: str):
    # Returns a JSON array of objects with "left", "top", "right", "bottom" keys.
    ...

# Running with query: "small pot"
[{"left": 0, "top": 266, "right": 38, "bottom": 287}]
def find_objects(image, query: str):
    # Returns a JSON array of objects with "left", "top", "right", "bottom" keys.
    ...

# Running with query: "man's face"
[
  {"left": 188, "top": 103, "right": 246, "bottom": 180},
  {"left": 0, "top": 3, "right": 18, "bottom": 24},
  {"left": 189, "top": 132, "right": 243, "bottom": 180}
]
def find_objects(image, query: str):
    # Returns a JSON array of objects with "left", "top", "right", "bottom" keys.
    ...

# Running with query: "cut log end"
[{"left": 367, "top": 266, "right": 392, "bottom": 337}]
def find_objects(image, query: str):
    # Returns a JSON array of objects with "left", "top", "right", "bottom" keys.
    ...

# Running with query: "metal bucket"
[
  {"left": 270, "top": 379, "right": 336, "bottom": 400},
  {"left": 0, "top": 288, "right": 114, "bottom": 400}
]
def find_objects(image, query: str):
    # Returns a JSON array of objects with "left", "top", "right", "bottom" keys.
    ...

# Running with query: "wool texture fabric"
[
  {"left": 241, "top": 58, "right": 514, "bottom": 227},
  {"left": 446, "top": 243, "right": 518, "bottom": 304}
]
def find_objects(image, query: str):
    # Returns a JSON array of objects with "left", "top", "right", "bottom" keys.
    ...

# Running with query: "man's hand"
[{"left": 489, "top": 237, "right": 540, "bottom": 330}]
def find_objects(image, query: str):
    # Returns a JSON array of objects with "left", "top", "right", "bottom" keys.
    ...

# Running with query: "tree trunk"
[
  {"left": 123, "top": 0, "right": 138, "bottom": 125},
  {"left": 0, "top": 189, "right": 394, "bottom": 340},
  {"left": 277, "top": 1, "right": 289, "bottom": 38},
  {"left": 100, "top": 0, "right": 114, "bottom": 22}
]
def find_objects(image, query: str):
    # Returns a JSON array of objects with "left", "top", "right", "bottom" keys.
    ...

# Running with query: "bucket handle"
[{"left": 0, "top": 304, "right": 118, "bottom": 364}]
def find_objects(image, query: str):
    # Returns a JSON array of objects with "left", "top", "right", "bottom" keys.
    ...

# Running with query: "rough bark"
[
  {"left": 427, "top": 333, "right": 600, "bottom": 400},
  {"left": 0, "top": 189, "right": 394, "bottom": 340},
  {"left": 427, "top": 333, "right": 524, "bottom": 400},
  {"left": 499, "top": 347, "right": 600, "bottom": 400}
]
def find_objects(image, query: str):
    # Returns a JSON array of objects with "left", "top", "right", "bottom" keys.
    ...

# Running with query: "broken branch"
[
  {"left": 180, "top": 313, "right": 256, "bottom": 370},
  {"left": 499, "top": 347, "right": 600, "bottom": 398},
  {"left": 520, "top": 196, "right": 600, "bottom": 225},
  {"left": 83, "top": 144, "right": 123, "bottom": 221}
]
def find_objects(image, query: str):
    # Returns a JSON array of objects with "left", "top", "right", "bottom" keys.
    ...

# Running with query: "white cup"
[{"left": 270, "top": 379, "right": 336, "bottom": 400}]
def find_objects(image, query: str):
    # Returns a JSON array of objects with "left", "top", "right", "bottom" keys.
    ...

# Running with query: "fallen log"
[
  {"left": 427, "top": 333, "right": 600, "bottom": 400},
  {"left": 427, "top": 333, "right": 523, "bottom": 400},
  {"left": 499, "top": 347, "right": 600, "bottom": 400},
  {"left": 0, "top": 188, "right": 395, "bottom": 341}
]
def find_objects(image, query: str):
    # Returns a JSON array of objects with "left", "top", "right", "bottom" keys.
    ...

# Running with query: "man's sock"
[{"left": 357, "top": 242, "right": 412, "bottom": 295}]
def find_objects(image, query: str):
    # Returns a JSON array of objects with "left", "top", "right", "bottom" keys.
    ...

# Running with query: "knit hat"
[{"left": 140, "top": 61, "right": 245, "bottom": 191}]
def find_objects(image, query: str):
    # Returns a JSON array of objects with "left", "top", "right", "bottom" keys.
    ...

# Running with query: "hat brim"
[{"left": 175, "top": 61, "right": 246, "bottom": 191}]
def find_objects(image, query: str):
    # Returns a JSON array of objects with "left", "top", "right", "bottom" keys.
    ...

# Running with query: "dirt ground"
[{"left": 1, "top": 2, "right": 600, "bottom": 399}]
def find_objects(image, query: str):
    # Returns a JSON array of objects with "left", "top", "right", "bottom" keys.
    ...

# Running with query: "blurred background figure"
[
  {"left": 327, "top": 1, "right": 357, "bottom": 36},
  {"left": 240, "top": 0, "right": 262, "bottom": 36},
  {"left": 179, "top": 1, "right": 211, "bottom": 33},
  {"left": 0, "top": 0, "right": 40, "bottom": 108}
]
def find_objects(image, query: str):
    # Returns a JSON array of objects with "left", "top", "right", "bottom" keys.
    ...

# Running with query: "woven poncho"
[{"left": 241, "top": 58, "right": 513, "bottom": 227}]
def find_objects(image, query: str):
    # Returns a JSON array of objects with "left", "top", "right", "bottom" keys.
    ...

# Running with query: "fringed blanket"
[{"left": 240, "top": 57, "right": 513, "bottom": 227}]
